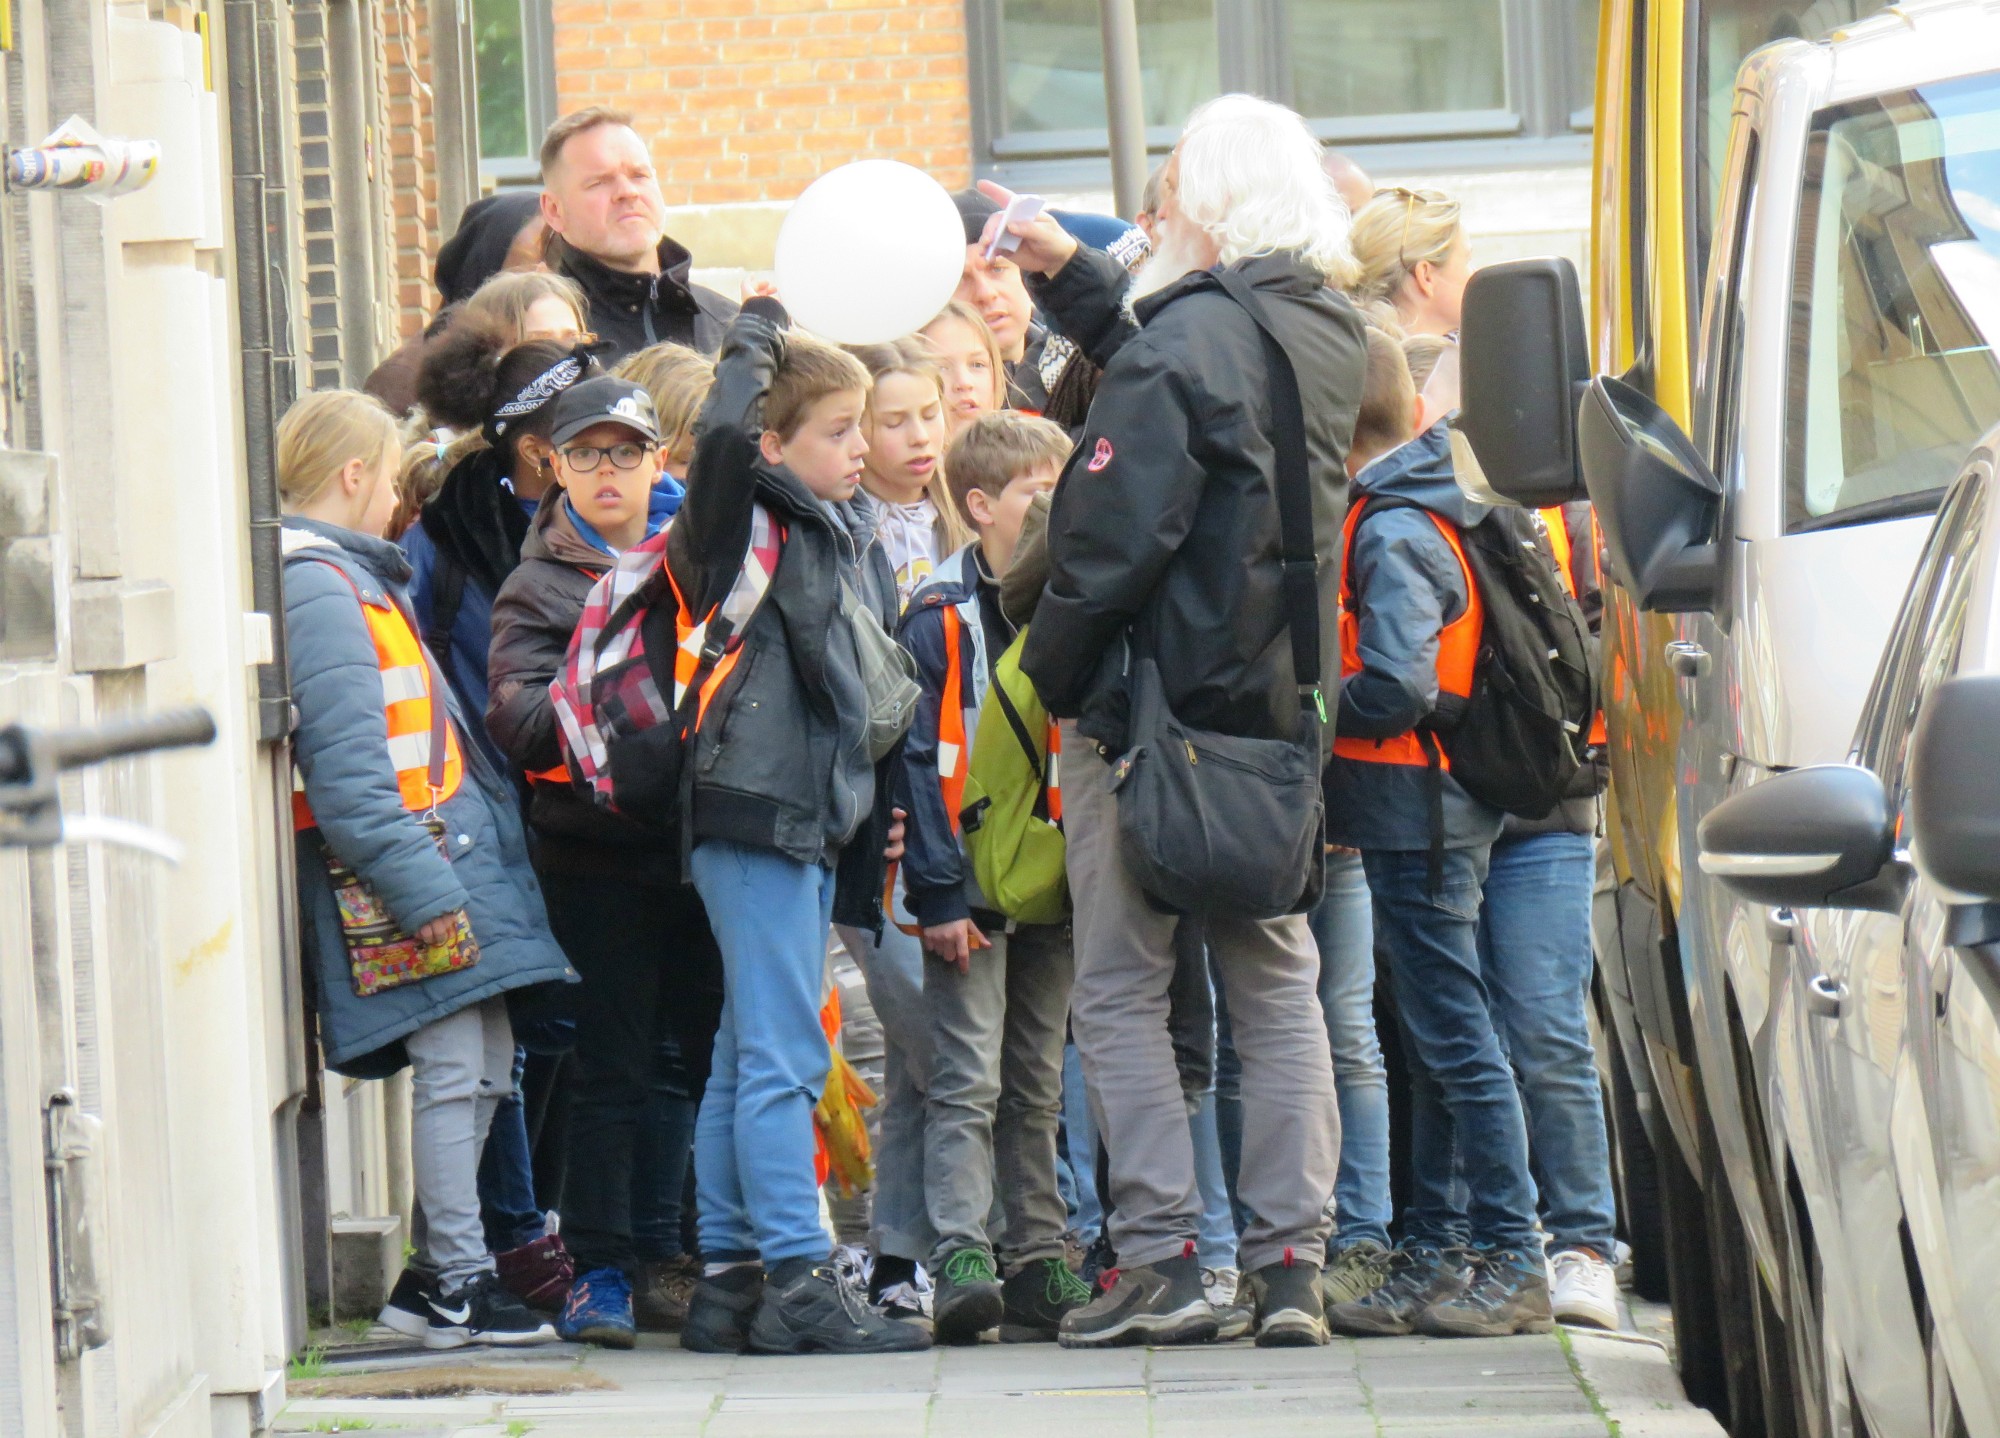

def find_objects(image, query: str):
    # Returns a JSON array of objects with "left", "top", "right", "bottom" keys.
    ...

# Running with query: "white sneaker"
[
  {"left": 1549, "top": 1248, "right": 1620, "bottom": 1330},
  {"left": 1203, "top": 1266, "right": 1253, "bottom": 1341},
  {"left": 832, "top": 1243, "right": 875, "bottom": 1294}
]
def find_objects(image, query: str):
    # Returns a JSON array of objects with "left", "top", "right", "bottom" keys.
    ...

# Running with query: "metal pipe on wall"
[{"left": 1098, "top": 0, "right": 1148, "bottom": 219}]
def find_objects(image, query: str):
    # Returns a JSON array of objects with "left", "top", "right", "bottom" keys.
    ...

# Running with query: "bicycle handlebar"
[{"left": 0, "top": 707, "right": 217, "bottom": 785}]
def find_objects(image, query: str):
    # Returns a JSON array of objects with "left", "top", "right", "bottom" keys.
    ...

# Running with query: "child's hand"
[
  {"left": 923, "top": 918, "right": 989, "bottom": 974},
  {"left": 416, "top": 911, "right": 464, "bottom": 947},
  {"left": 883, "top": 807, "right": 908, "bottom": 864}
]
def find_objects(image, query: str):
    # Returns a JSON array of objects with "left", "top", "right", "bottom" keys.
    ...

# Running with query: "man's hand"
[
  {"left": 922, "top": 917, "right": 989, "bottom": 974},
  {"left": 416, "top": 910, "right": 465, "bottom": 948},
  {"left": 883, "top": 807, "right": 907, "bottom": 864},
  {"left": 975, "top": 180, "right": 1078, "bottom": 279}
]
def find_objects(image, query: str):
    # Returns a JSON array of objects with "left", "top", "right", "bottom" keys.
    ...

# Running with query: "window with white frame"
[{"left": 473, "top": 0, "right": 556, "bottom": 181}]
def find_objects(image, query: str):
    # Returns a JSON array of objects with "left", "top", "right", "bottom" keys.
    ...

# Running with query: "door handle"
[
  {"left": 1805, "top": 973, "right": 1847, "bottom": 1018},
  {"left": 1665, "top": 640, "right": 1712, "bottom": 679},
  {"left": 1766, "top": 908, "right": 1795, "bottom": 946}
]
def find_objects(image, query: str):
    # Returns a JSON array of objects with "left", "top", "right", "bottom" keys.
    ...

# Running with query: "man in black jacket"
[
  {"left": 538, "top": 108, "right": 738, "bottom": 361},
  {"left": 994, "top": 95, "right": 1366, "bottom": 1351}
]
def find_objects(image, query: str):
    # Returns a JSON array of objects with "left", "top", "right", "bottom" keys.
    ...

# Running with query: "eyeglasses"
[
  {"left": 558, "top": 441, "right": 652, "bottom": 471},
  {"left": 1374, "top": 186, "right": 1456, "bottom": 272}
]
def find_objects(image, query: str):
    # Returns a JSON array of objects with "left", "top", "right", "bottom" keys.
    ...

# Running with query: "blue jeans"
[
  {"left": 1362, "top": 844, "right": 1539, "bottom": 1252},
  {"left": 689, "top": 841, "right": 838, "bottom": 1264},
  {"left": 1478, "top": 831, "right": 1617, "bottom": 1255},
  {"left": 1061, "top": 1042, "right": 1103, "bottom": 1240},
  {"left": 478, "top": 1048, "right": 546, "bottom": 1253},
  {"left": 1312, "top": 850, "right": 1392, "bottom": 1251},
  {"left": 1189, "top": 1091, "right": 1237, "bottom": 1269}
]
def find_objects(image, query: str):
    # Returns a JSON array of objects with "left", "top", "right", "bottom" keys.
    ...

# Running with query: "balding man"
[
  {"left": 539, "top": 107, "right": 737, "bottom": 360},
  {"left": 1321, "top": 148, "right": 1375, "bottom": 217}
]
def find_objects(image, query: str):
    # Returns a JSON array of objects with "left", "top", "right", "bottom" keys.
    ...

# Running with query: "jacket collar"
[
  {"left": 281, "top": 516, "right": 412, "bottom": 598},
  {"left": 1354, "top": 418, "right": 1493, "bottom": 529},
  {"left": 548, "top": 232, "right": 701, "bottom": 317},
  {"left": 521, "top": 489, "right": 611, "bottom": 571},
  {"left": 1131, "top": 248, "right": 1330, "bottom": 325}
]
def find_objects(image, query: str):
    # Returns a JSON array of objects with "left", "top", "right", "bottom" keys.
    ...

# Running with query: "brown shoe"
[
  {"left": 494, "top": 1233, "right": 574, "bottom": 1313},
  {"left": 633, "top": 1254, "right": 701, "bottom": 1332}
]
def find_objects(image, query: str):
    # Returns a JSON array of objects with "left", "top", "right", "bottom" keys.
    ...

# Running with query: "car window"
[
  {"left": 1784, "top": 71, "right": 2000, "bottom": 533},
  {"left": 1854, "top": 466, "right": 1988, "bottom": 796}
]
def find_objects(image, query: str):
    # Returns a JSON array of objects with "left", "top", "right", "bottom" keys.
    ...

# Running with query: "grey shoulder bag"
[{"left": 1107, "top": 269, "right": 1327, "bottom": 919}]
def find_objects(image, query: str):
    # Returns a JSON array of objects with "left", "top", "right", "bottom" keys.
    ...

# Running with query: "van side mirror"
[
  {"left": 1455, "top": 258, "right": 1591, "bottom": 506},
  {"left": 1910, "top": 674, "right": 2000, "bottom": 901},
  {"left": 1578, "top": 376, "right": 1722, "bottom": 612},
  {"left": 1696, "top": 765, "right": 1904, "bottom": 913}
]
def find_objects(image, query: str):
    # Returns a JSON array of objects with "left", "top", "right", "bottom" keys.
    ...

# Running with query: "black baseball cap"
[{"left": 548, "top": 376, "right": 661, "bottom": 448}]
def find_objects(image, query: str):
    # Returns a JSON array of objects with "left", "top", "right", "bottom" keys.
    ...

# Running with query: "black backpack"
[{"left": 1359, "top": 499, "right": 1598, "bottom": 822}]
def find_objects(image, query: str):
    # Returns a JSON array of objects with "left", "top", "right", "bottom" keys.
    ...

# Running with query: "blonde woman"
[{"left": 1347, "top": 188, "right": 1470, "bottom": 339}]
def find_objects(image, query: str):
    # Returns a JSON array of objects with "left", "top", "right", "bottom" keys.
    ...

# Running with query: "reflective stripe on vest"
[
  {"left": 939, "top": 604, "right": 967, "bottom": 833},
  {"left": 1538, "top": 505, "right": 1608, "bottom": 748},
  {"left": 668, "top": 508, "right": 783, "bottom": 729},
  {"left": 1332, "top": 496, "right": 1483, "bottom": 768},
  {"left": 292, "top": 573, "right": 465, "bottom": 831}
]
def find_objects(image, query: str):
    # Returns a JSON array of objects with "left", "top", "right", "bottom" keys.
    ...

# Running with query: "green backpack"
[{"left": 959, "top": 628, "right": 1068, "bottom": 925}]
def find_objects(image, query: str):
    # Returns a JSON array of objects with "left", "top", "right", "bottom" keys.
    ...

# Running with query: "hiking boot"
[
  {"left": 1549, "top": 1247, "right": 1620, "bottom": 1331},
  {"left": 556, "top": 1267, "right": 636, "bottom": 1349},
  {"left": 1416, "top": 1248, "right": 1555, "bottom": 1337},
  {"left": 633, "top": 1254, "right": 700, "bottom": 1333},
  {"left": 747, "top": 1256, "right": 934, "bottom": 1355},
  {"left": 933, "top": 1248, "right": 1004, "bottom": 1345},
  {"left": 494, "top": 1233, "right": 574, "bottom": 1313},
  {"left": 377, "top": 1268, "right": 431, "bottom": 1340},
  {"left": 1001, "top": 1256, "right": 1095, "bottom": 1343},
  {"left": 1247, "top": 1253, "right": 1329, "bottom": 1348},
  {"left": 1203, "top": 1267, "right": 1254, "bottom": 1342},
  {"left": 1319, "top": 1239, "right": 1392, "bottom": 1311},
  {"left": 681, "top": 1264, "right": 764, "bottom": 1354},
  {"left": 1058, "top": 1245, "right": 1218, "bottom": 1349},
  {"left": 426, "top": 1271, "right": 559, "bottom": 1349},
  {"left": 1325, "top": 1244, "right": 1473, "bottom": 1338}
]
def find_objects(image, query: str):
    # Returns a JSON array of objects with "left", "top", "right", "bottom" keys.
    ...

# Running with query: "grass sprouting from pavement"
[
  {"left": 287, "top": 1346, "right": 328, "bottom": 1381},
  {"left": 1555, "top": 1325, "right": 1623, "bottom": 1437}
]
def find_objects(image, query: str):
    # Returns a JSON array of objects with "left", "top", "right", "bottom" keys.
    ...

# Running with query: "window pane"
[
  {"left": 1286, "top": 0, "right": 1506, "bottom": 120},
  {"left": 1570, "top": 0, "right": 1599, "bottom": 122},
  {"left": 1789, "top": 73, "right": 2000, "bottom": 528},
  {"left": 473, "top": 0, "right": 530, "bottom": 161},
  {"left": 1000, "top": 0, "right": 1218, "bottom": 135}
]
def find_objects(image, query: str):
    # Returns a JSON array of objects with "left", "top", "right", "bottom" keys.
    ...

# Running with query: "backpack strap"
[
  {"left": 423, "top": 549, "right": 467, "bottom": 661},
  {"left": 1213, "top": 268, "right": 1322, "bottom": 725}
]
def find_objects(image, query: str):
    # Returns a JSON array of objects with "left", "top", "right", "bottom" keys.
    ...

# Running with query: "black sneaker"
[
  {"left": 1246, "top": 1252, "right": 1329, "bottom": 1348},
  {"left": 425, "top": 1271, "right": 559, "bottom": 1349},
  {"left": 681, "top": 1264, "right": 765, "bottom": 1354},
  {"left": 377, "top": 1268, "right": 431, "bottom": 1339},
  {"left": 1057, "top": 1245, "right": 1218, "bottom": 1349},
  {"left": 1000, "top": 1256, "right": 1095, "bottom": 1343},
  {"left": 747, "top": 1256, "right": 934, "bottom": 1355},
  {"left": 633, "top": 1255, "right": 700, "bottom": 1333},
  {"left": 1416, "top": 1247, "right": 1554, "bottom": 1337},
  {"left": 933, "top": 1248, "right": 1004, "bottom": 1346},
  {"left": 1325, "top": 1244, "right": 1473, "bottom": 1338}
]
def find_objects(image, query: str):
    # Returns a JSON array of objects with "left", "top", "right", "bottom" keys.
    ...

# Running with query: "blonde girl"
[
  {"left": 921, "top": 301, "right": 1007, "bottom": 438},
  {"left": 847, "top": 338, "right": 972, "bottom": 607},
  {"left": 613, "top": 343, "right": 716, "bottom": 482}
]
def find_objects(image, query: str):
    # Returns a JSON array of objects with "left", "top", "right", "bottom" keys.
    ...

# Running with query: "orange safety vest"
[
  {"left": 293, "top": 571, "right": 465, "bottom": 831},
  {"left": 1332, "top": 497, "right": 1483, "bottom": 768},
  {"left": 1538, "top": 506, "right": 1609, "bottom": 748}
]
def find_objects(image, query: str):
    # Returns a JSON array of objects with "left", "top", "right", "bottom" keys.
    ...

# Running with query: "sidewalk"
[{"left": 278, "top": 1303, "right": 1725, "bottom": 1438}]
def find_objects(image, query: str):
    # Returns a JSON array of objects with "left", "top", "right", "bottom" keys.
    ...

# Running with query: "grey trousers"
[
  {"left": 1063, "top": 724, "right": 1340, "bottom": 1273},
  {"left": 406, "top": 995, "right": 515, "bottom": 1290},
  {"left": 924, "top": 921, "right": 1074, "bottom": 1270},
  {"left": 827, "top": 937, "right": 883, "bottom": 1247},
  {"left": 835, "top": 922, "right": 939, "bottom": 1264}
]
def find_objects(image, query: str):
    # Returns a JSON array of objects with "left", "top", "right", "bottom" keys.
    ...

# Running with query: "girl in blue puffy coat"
[{"left": 278, "top": 390, "right": 572, "bottom": 1349}]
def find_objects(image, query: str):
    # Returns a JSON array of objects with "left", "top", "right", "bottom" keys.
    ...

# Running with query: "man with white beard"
[{"left": 984, "top": 94, "right": 1368, "bottom": 1350}]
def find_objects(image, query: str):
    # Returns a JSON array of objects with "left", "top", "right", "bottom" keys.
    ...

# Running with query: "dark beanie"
[
  {"left": 951, "top": 188, "right": 1000, "bottom": 245},
  {"left": 434, "top": 190, "right": 545, "bottom": 306}
]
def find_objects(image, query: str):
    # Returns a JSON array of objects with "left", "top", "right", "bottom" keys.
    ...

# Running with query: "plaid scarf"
[{"left": 550, "top": 505, "right": 783, "bottom": 804}]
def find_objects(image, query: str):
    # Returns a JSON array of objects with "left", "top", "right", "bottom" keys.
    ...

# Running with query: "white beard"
[{"left": 1125, "top": 219, "right": 1215, "bottom": 315}]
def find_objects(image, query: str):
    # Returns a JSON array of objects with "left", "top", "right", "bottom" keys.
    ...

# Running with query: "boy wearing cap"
[{"left": 486, "top": 376, "right": 726, "bottom": 1347}]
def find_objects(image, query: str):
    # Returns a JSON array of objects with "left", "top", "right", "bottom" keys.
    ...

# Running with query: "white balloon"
[{"left": 774, "top": 160, "right": 966, "bottom": 346}]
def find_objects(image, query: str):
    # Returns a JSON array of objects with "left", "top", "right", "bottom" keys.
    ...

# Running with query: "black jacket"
[
  {"left": 663, "top": 305, "right": 899, "bottom": 927},
  {"left": 549, "top": 233, "right": 738, "bottom": 362},
  {"left": 486, "top": 495, "right": 681, "bottom": 883},
  {"left": 1019, "top": 246, "right": 1367, "bottom": 752}
]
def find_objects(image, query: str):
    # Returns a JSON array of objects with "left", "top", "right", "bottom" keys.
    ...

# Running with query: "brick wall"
[
  {"left": 381, "top": 0, "right": 445, "bottom": 341},
  {"left": 550, "top": 0, "right": 975, "bottom": 206}
]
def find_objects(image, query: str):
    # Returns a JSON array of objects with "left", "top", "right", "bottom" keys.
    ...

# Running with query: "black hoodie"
[{"left": 548, "top": 233, "right": 738, "bottom": 362}]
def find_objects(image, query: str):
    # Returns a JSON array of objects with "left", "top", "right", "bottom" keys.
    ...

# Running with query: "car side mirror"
[
  {"left": 1578, "top": 375, "right": 1723, "bottom": 612},
  {"left": 1454, "top": 258, "right": 1591, "bottom": 506},
  {"left": 1909, "top": 673, "right": 2000, "bottom": 901},
  {"left": 1697, "top": 765, "right": 1905, "bottom": 912}
]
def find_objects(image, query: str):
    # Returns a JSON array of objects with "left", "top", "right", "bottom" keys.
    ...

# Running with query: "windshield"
[{"left": 1785, "top": 70, "right": 2000, "bottom": 530}]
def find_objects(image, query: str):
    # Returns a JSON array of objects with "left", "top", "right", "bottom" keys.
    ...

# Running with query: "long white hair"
[{"left": 1173, "top": 94, "right": 1357, "bottom": 289}]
